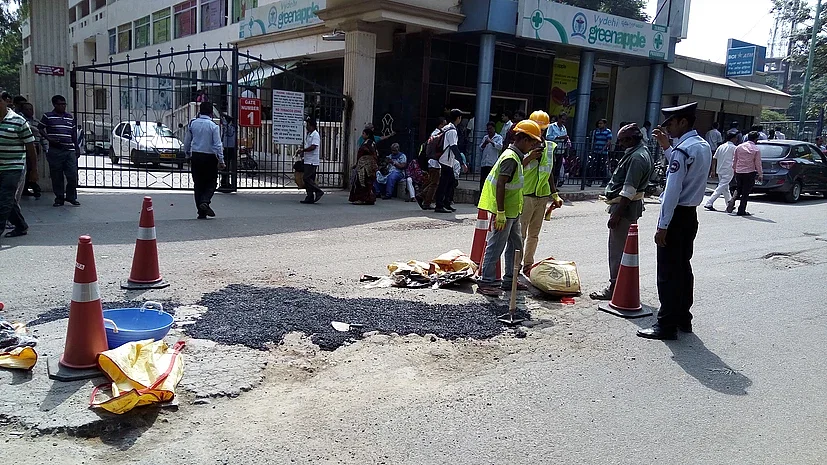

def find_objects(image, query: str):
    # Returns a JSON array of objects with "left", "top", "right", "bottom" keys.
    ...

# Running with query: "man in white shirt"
[
  {"left": 704, "top": 129, "right": 737, "bottom": 211},
  {"left": 479, "top": 122, "right": 504, "bottom": 192},
  {"left": 705, "top": 122, "right": 723, "bottom": 152},
  {"left": 434, "top": 109, "right": 463, "bottom": 213},
  {"left": 297, "top": 120, "right": 324, "bottom": 204},
  {"left": 499, "top": 113, "right": 513, "bottom": 140},
  {"left": 183, "top": 102, "right": 225, "bottom": 219},
  {"left": 774, "top": 126, "right": 786, "bottom": 140}
]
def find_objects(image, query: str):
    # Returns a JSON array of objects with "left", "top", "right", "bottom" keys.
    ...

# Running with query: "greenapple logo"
[
  {"left": 269, "top": 0, "right": 321, "bottom": 31},
  {"left": 587, "top": 26, "right": 647, "bottom": 51}
]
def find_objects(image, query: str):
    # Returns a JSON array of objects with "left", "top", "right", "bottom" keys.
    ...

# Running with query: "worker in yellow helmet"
[
  {"left": 477, "top": 119, "right": 545, "bottom": 297},
  {"left": 521, "top": 110, "right": 564, "bottom": 275}
]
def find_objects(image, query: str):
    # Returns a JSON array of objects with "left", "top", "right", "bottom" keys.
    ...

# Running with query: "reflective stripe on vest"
[{"left": 478, "top": 149, "right": 524, "bottom": 218}]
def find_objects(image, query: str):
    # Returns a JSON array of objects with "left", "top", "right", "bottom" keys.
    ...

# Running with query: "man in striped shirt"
[
  {"left": 0, "top": 92, "right": 37, "bottom": 239},
  {"left": 38, "top": 95, "right": 80, "bottom": 207}
]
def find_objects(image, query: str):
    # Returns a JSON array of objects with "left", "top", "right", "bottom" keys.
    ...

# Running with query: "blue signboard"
[{"left": 725, "top": 39, "right": 767, "bottom": 78}]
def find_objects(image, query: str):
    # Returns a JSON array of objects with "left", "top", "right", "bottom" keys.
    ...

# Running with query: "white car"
[{"left": 109, "top": 121, "right": 186, "bottom": 169}]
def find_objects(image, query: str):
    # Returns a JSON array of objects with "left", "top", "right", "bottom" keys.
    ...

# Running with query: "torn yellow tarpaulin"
[
  {"left": 90, "top": 339, "right": 184, "bottom": 415},
  {"left": 0, "top": 346, "right": 37, "bottom": 370}
]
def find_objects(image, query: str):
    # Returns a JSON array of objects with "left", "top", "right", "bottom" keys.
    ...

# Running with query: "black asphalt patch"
[
  {"left": 28, "top": 300, "right": 180, "bottom": 327},
  {"left": 187, "top": 284, "right": 523, "bottom": 351}
]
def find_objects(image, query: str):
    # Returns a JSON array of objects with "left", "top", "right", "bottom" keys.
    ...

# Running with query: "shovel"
[
  {"left": 331, "top": 321, "right": 364, "bottom": 332},
  {"left": 498, "top": 249, "right": 525, "bottom": 326}
]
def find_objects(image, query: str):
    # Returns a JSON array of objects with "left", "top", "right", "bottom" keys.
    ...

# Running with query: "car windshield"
[
  {"left": 758, "top": 144, "right": 788, "bottom": 159},
  {"left": 132, "top": 123, "right": 175, "bottom": 138}
]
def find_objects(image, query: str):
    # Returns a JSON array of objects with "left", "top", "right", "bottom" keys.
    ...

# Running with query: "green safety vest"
[
  {"left": 522, "top": 141, "right": 556, "bottom": 197},
  {"left": 478, "top": 149, "right": 524, "bottom": 218}
]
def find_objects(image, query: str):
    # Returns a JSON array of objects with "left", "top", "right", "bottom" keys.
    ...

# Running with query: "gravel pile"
[
  {"left": 187, "top": 284, "right": 523, "bottom": 351},
  {"left": 29, "top": 300, "right": 180, "bottom": 326}
]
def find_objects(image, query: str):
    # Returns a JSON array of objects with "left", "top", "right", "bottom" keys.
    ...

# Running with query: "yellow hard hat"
[
  {"left": 529, "top": 110, "right": 551, "bottom": 129},
  {"left": 513, "top": 120, "right": 543, "bottom": 141}
]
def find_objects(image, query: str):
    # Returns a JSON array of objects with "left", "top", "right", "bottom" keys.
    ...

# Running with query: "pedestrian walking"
[
  {"left": 38, "top": 95, "right": 80, "bottom": 207},
  {"left": 183, "top": 102, "right": 225, "bottom": 219},
  {"left": 476, "top": 119, "right": 544, "bottom": 297},
  {"left": 0, "top": 93, "right": 37, "bottom": 239},
  {"left": 638, "top": 102, "right": 712, "bottom": 340},
  {"left": 705, "top": 122, "right": 723, "bottom": 152},
  {"left": 478, "top": 122, "right": 503, "bottom": 193},
  {"left": 588, "top": 118, "right": 613, "bottom": 186},
  {"left": 219, "top": 115, "right": 237, "bottom": 190},
  {"left": 520, "top": 110, "right": 562, "bottom": 275},
  {"left": 418, "top": 117, "right": 447, "bottom": 210},
  {"left": 19, "top": 103, "right": 42, "bottom": 198},
  {"left": 725, "top": 131, "right": 762, "bottom": 216},
  {"left": 590, "top": 123, "right": 654, "bottom": 301},
  {"left": 298, "top": 119, "right": 324, "bottom": 204},
  {"left": 433, "top": 109, "right": 463, "bottom": 214},
  {"left": 704, "top": 129, "right": 738, "bottom": 211}
]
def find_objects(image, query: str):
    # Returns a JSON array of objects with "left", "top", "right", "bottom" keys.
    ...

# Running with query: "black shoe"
[
  {"left": 433, "top": 207, "right": 451, "bottom": 213},
  {"left": 725, "top": 202, "right": 735, "bottom": 214},
  {"left": 198, "top": 202, "right": 209, "bottom": 214},
  {"left": 446, "top": 205, "right": 457, "bottom": 212},
  {"left": 53, "top": 200, "right": 64, "bottom": 207},
  {"left": 197, "top": 214, "right": 208, "bottom": 220},
  {"left": 67, "top": 199, "right": 80, "bottom": 206},
  {"left": 382, "top": 195, "right": 392, "bottom": 200},
  {"left": 420, "top": 203, "right": 433, "bottom": 210},
  {"left": 637, "top": 324, "right": 678, "bottom": 340},
  {"left": 315, "top": 191, "right": 325, "bottom": 202},
  {"left": 736, "top": 211, "right": 751, "bottom": 216},
  {"left": 678, "top": 323, "right": 693, "bottom": 333},
  {"left": 4, "top": 228, "right": 27, "bottom": 238},
  {"left": 205, "top": 205, "right": 216, "bottom": 217},
  {"left": 300, "top": 199, "right": 315, "bottom": 204},
  {"left": 704, "top": 205, "right": 715, "bottom": 211}
]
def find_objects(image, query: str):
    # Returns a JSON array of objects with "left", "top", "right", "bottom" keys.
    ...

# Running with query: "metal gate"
[{"left": 71, "top": 46, "right": 350, "bottom": 190}]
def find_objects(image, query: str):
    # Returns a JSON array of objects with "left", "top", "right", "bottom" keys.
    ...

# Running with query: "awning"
[
  {"left": 664, "top": 67, "right": 791, "bottom": 110},
  {"left": 238, "top": 61, "right": 298, "bottom": 87}
]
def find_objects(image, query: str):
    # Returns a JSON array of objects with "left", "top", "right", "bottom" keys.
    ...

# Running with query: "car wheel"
[
  {"left": 109, "top": 147, "right": 119, "bottom": 164},
  {"left": 785, "top": 181, "right": 803, "bottom": 203},
  {"left": 130, "top": 150, "right": 141, "bottom": 166}
]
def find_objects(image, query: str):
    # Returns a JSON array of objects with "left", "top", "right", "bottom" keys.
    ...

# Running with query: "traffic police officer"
[
  {"left": 638, "top": 102, "right": 712, "bottom": 340},
  {"left": 520, "top": 110, "right": 563, "bottom": 275}
]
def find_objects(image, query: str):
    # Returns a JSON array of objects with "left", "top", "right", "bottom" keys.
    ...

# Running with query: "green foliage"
[
  {"left": 0, "top": 1, "right": 23, "bottom": 96},
  {"left": 558, "top": 0, "right": 649, "bottom": 21},
  {"left": 761, "top": 109, "right": 789, "bottom": 122}
]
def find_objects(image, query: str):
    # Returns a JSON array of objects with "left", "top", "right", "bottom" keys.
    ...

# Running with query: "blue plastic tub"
[{"left": 102, "top": 301, "right": 174, "bottom": 350}]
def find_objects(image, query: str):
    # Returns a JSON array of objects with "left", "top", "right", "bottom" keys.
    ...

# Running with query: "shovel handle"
[{"left": 509, "top": 250, "right": 522, "bottom": 314}]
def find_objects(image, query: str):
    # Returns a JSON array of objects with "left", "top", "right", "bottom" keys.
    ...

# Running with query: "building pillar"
[
  {"left": 343, "top": 27, "right": 377, "bottom": 173},
  {"left": 472, "top": 33, "right": 496, "bottom": 172},
  {"left": 573, "top": 50, "right": 595, "bottom": 145},
  {"left": 22, "top": 0, "right": 71, "bottom": 193},
  {"left": 645, "top": 63, "right": 665, "bottom": 130}
]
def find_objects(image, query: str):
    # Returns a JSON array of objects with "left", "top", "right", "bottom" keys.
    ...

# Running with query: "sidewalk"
[{"left": 453, "top": 179, "right": 604, "bottom": 205}]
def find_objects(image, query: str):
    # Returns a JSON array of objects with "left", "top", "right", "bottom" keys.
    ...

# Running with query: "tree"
[
  {"left": 558, "top": 0, "right": 649, "bottom": 21},
  {"left": 761, "top": 108, "right": 789, "bottom": 122},
  {"left": 0, "top": 0, "right": 23, "bottom": 96}
]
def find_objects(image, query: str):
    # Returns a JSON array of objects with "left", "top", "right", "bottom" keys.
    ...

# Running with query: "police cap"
[{"left": 660, "top": 102, "right": 698, "bottom": 126}]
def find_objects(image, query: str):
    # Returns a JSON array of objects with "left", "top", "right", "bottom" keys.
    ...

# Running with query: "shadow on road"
[{"left": 664, "top": 334, "right": 752, "bottom": 396}]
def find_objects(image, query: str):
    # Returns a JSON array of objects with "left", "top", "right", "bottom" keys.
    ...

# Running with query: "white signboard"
[
  {"left": 239, "top": 0, "right": 326, "bottom": 40},
  {"left": 272, "top": 90, "right": 305, "bottom": 145},
  {"left": 517, "top": 0, "right": 670, "bottom": 61},
  {"left": 656, "top": 0, "right": 691, "bottom": 39}
]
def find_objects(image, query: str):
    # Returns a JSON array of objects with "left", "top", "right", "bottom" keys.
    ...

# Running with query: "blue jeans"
[
  {"left": 0, "top": 169, "right": 27, "bottom": 233},
  {"left": 479, "top": 216, "right": 522, "bottom": 287},
  {"left": 374, "top": 171, "right": 404, "bottom": 198}
]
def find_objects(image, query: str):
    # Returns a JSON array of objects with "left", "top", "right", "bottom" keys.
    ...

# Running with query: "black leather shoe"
[
  {"left": 205, "top": 205, "right": 216, "bottom": 217},
  {"left": 67, "top": 199, "right": 81, "bottom": 206},
  {"left": 678, "top": 323, "right": 693, "bottom": 333},
  {"left": 446, "top": 205, "right": 457, "bottom": 212},
  {"left": 433, "top": 207, "right": 452, "bottom": 213},
  {"left": 637, "top": 325, "right": 677, "bottom": 340}
]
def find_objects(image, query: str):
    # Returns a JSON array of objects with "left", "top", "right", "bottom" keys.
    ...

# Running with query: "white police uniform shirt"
[{"left": 658, "top": 129, "right": 712, "bottom": 229}]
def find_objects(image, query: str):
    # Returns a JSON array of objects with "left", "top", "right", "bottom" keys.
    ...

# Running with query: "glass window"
[
  {"left": 174, "top": 0, "right": 197, "bottom": 39},
  {"left": 108, "top": 28, "right": 116, "bottom": 55},
  {"left": 114, "top": 123, "right": 124, "bottom": 137},
  {"left": 758, "top": 144, "right": 788, "bottom": 159},
  {"left": 201, "top": 0, "right": 226, "bottom": 32},
  {"left": 134, "top": 16, "right": 150, "bottom": 48},
  {"left": 117, "top": 23, "right": 131, "bottom": 53},
  {"left": 232, "top": 0, "right": 257, "bottom": 24},
  {"left": 153, "top": 8, "right": 171, "bottom": 44}
]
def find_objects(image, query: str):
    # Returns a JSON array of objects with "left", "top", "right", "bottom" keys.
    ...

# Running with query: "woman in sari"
[{"left": 349, "top": 129, "right": 378, "bottom": 205}]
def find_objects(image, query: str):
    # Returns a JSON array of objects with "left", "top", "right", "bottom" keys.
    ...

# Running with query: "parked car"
[
  {"left": 109, "top": 121, "right": 186, "bottom": 169},
  {"left": 729, "top": 140, "right": 827, "bottom": 203}
]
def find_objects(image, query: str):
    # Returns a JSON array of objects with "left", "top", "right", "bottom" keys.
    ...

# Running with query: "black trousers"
[
  {"left": 303, "top": 163, "right": 323, "bottom": 200},
  {"left": 434, "top": 163, "right": 455, "bottom": 209},
  {"left": 479, "top": 166, "right": 492, "bottom": 193},
  {"left": 733, "top": 172, "right": 757, "bottom": 214},
  {"left": 656, "top": 206, "right": 699, "bottom": 329},
  {"left": 191, "top": 152, "right": 218, "bottom": 210},
  {"left": 220, "top": 147, "right": 237, "bottom": 187}
]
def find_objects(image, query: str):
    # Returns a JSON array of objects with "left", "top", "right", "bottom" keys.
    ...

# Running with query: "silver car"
[{"left": 109, "top": 121, "right": 186, "bottom": 169}]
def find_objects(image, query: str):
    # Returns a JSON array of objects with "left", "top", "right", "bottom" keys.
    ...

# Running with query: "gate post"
[{"left": 230, "top": 46, "right": 240, "bottom": 192}]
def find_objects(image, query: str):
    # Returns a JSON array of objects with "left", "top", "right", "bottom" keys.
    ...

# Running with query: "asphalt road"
[{"left": 1, "top": 189, "right": 826, "bottom": 464}]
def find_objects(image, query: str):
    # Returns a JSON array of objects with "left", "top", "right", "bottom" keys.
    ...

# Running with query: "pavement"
[{"left": 1, "top": 186, "right": 827, "bottom": 464}]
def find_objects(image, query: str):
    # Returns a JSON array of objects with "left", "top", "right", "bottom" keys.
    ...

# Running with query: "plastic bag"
[
  {"left": 0, "top": 347, "right": 37, "bottom": 370},
  {"left": 529, "top": 258, "right": 581, "bottom": 296},
  {"left": 0, "top": 319, "right": 37, "bottom": 352}
]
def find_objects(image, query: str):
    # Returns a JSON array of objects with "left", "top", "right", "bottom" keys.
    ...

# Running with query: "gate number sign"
[{"left": 239, "top": 98, "right": 262, "bottom": 128}]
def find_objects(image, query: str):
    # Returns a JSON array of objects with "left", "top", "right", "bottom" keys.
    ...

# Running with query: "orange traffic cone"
[
  {"left": 598, "top": 224, "right": 653, "bottom": 319},
  {"left": 470, "top": 208, "right": 490, "bottom": 266},
  {"left": 122, "top": 197, "right": 169, "bottom": 289},
  {"left": 48, "top": 235, "right": 109, "bottom": 381}
]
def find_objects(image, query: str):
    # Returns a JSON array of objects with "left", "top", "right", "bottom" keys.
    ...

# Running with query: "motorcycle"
[{"left": 645, "top": 158, "right": 667, "bottom": 197}]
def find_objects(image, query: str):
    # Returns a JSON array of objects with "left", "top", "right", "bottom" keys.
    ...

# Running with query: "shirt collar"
[
  {"left": 625, "top": 141, "right": 645, "bottom": 155},
  {"left": 675, "top": 129, "right": 699, "bottom": 147},
  {"left": 509, "top": 144, "right": 526, "bottom": 157},
  {"left": 197, "top": 115, "right": 211, "bottom": 120}
]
